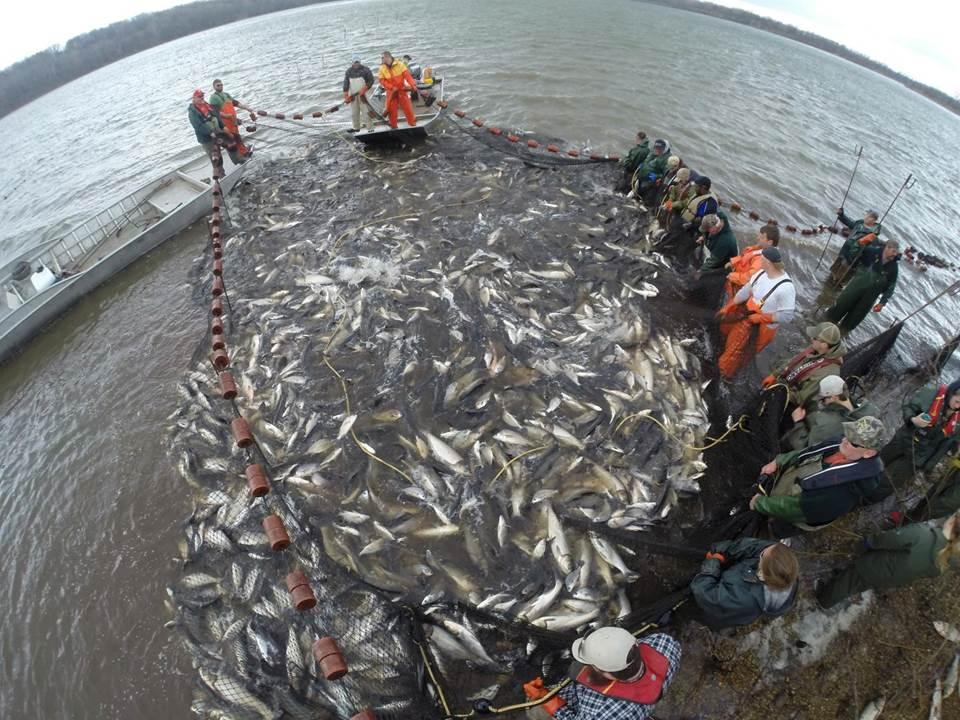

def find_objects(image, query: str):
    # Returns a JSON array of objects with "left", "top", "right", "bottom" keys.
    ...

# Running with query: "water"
[{"left": 1, "top": 0, "right": 959, "bottom": 716}]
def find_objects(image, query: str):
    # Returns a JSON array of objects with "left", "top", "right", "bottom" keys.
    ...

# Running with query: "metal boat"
[
  {"left": 0, "top": 152, "right": 248, "bottom": 364},
  {"left": 354, "top": 77, "right": 445, "bottom": 141}
]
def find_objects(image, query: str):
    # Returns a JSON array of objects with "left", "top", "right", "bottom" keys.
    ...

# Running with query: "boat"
[
  {"left": 353, "top": 76, "right": 445, "bottom": 142},
  {"left": 0, "top": 152, "right": 249, "bottom": 364}
]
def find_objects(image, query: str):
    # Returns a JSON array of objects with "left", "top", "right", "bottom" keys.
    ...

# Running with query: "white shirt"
[{"left": 733, "top": 269, "right": 796, "bottom": 325}]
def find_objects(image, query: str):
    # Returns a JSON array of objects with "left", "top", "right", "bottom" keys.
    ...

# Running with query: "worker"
[
  {"left": 652, "top": 155, "right": 681, "bottom": 205},
  {"left": 342, "top": 55, "right": 376, "bottom": 133},
  {"left": 826, "top": 240, "right": 900, "bottom": 334},
  {"left": 876, "top": 379, "right": 960, "bottom": 500},
  {"left": 763, "top": 322, "right": 845, "bottom": 412},
  {"left": 697, "top": 213, "right": 738, "bottom": 274},
  {"left": 724, "top": 224, "right": 780, "bottom": 299},
  {"left": 632, "top": 139, "right": 671, "bottom": 203},
  {"left": 378, "top": 50, "right": 419, "bottom": 128},
  {"left": 617, "top": 132, "right": 649, "bottom": 193},
  {"left": 782, "top": 375, "right": 879, "bottom": 451},
  {"left": 815, "top": 511, "right": 960, "bottom": 609},
  {"left": 680, "top": 176, "right": 718, "bottom": 231},
  {"left": 401, "top": 54, "right": 422, "bottom": 80},
  {"left": 522, "top": 626, "right": 681, "bottom": 719},
  {"left": 828, "top": 207, "right": 882, "bottom": 287},
  {"left": 188, "top": 89, "right": 226, "bottom": 164},
  {"left": 208, "top": 79, "right": 252, "bottom": 164},
  {"left": 716, "top": 247, "right": 795, "bottom": 380},
  {"left": 691, "top": 539, "right": 799, "bottom": 630},
  {"left": 749, "top": 416, "right": 887, "bottom": 537},
  {"left": 656, "top": 167, "right": 694, "bottom": 228}
]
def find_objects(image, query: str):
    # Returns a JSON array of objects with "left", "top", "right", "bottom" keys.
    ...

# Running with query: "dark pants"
[
  {"left": 907, "top": 468, "right": 960, "bottom": 522},
  {"left": 826, "top": 284, "right": 878, "bottom": 333},
  {"left": 816, "top": 549, "right": 927, "bottom": 608}
]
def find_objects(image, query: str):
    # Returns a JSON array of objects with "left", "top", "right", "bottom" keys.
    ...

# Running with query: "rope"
[
  {"left": 614, "top": 411, "right": 749, "bottom": 452},
  {"left": 490, "top": 445, "right": 550, "bottom": 485}
]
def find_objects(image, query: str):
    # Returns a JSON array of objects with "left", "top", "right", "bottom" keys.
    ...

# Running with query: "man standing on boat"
[
  {"left": 826, "top": 240, "right": 900, "bottom": 334},
  {"left": 188, "top": 89, "right": 226, "bottom": 162},
  {"left": 342, "top": 56, "right": 376, "bottom": 133},
  {"left": 828, "top": 207, "right": 882, "bottom": 287},
  {"left": 208, "top": 79, "right": 252, "bottom": 164},
  {"left": 378, "top": 51, "right": 419, "bottom": 128}
]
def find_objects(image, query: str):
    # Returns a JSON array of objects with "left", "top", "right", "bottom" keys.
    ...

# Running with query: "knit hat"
[
  {"left": 676, "top": 168, "right": 691, "bottom": 182},
  {"left": 818, "top": 375, "right": 846, "bottom": 398},
  {"left": 666, "top": 155, "right": 680, "bottom": 170},
  {"left": 761, "top": 247, "right": 783, "bottom": 263},
  {"left": 699, "top": 214, "right": 721, "bottom": 232},
  {"left": 806, "top": 322, "right": 842, "bottom": 346},
  {"left": 842, "top": 416, "right": 885, "bottom": 450}
]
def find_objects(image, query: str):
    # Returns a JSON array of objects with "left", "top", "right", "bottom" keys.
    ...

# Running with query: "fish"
[
  {"left": 935, "top": 621, "right": 960, "bottom": 644},
  {"left": 858, "top": 698, "right": 886, "bottom": 720},
  {"left": 929, "top": 679, "right": 942, "bottom": 720},
  {"left": 944, "top": 653, "right": 959, "bottom": 698}
]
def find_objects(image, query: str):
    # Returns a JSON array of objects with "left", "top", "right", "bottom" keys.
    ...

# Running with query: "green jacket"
[
  {"left": 886, "top": 384, "right": 960, "bottom": 472},
  {"left": 772, "top": 342, "right": 846, "bottom": 411},
  {"left": 664, "top": 182, "right": 696, "bottom": 211},
  {"left": 862, "top": 523, "right": 948, "bottom": 582},
  {"left": 837, "top": 211, "right": 882, "bottom": 263},
  {"left": 784, "top": 399, "right": 879, "bottom": 451},
  {"left": 188, "top": 103, "right": 220, "bottom": 144},
  {"left": 620, "top": 139, "right": 649, "bottom": 172},
  {"left": 701, "top": 211, "right": 739, "bottom": 272},
  {"left": 754, "top": 441, "right": 884, "bottom": 527},
  {"left": 843, "top": 254, "right": 900, "bottom": 306},
  {"left": 691, "top": 538, "right": 797, "bottom": 629},
  {"left": 635, "top": 149, "right": 670, "bottom": 183}
]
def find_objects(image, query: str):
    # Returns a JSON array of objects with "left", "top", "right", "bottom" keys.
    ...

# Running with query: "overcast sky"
[{"left": 1, "top": 0, "right": 958, "bottom": 96}]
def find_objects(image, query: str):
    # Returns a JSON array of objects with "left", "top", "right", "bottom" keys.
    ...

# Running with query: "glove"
[
  {"left": 762, "top": 374, "right": 776, "bottom": 387},
  {"left": 717, "top": 302, "right": 737, "bottom": 318},
  {"left": 523, "top": 677, "right": 548, "bottom": 701},
  {"left": 704, "top": 551, "right": 727, "bottom": 563},
  {"left": 665, "top": 200, "right": 673, "bottom": 211},
  {"left": 873, "top": 304, "right": 883, "bottom": 312},
  {"left": 543, "top": 696, "right": 567, "bottom": 716},
  {"left": 748, "top": 312, "right": 775, "bottom": 325},
  {"left": 857, "top": 232, "right": 877, "bottom": 246},
  {"left": 343, "top": 92, "right": 352, "bottom": 103}
]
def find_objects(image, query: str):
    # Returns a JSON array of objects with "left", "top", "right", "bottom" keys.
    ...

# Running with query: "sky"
[{"left": 0, "top": 0, "right": 958, "bottom": 96}]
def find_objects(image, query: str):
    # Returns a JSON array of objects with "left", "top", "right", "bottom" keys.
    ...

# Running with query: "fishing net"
[{"left": 840, "top": 320, "right": 905, "bottom": 392}]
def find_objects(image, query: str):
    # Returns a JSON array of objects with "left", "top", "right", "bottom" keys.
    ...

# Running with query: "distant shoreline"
[
  {"left": 643, "top": 0, "right": 959, "bottom": 117},
  {"left": 1, "top": 0, "right": 957, "bottom": 120}
]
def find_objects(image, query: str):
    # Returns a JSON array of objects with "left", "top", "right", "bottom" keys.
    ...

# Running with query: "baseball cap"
[
  {"left": 700, "top": 214, "right": 720, "bottom": 232},
  {"left": 806, "top": 322, "right": 842, "bottom": 346},
  {"left": 842, "top": 416, "right": 885, "bottom": 450},
  {"left": 571, "top": 627, "right": 637, "bottom": 672},
  {"left": 818, "top": 375, "right": 846, "bottom": 398},
  {"left": 352, "top": 54, "right": 361, "bottom": 62},
  {"left": 761, "top": 247, "right": 783, "bottom": 263},
  {"left": 193, "top": 89, "right": 204, "bottom": 98}
]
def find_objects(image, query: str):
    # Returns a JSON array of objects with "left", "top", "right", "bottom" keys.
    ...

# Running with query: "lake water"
[{"left": 1, "top": 0, "right": 959, "bottom": 716}]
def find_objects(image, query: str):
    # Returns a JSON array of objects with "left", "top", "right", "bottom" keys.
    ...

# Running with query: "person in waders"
[
  {"left": 188, "top": 89, "right": 226, "bottom": 165},
  {"left": 828, "top": 207, "right": 882, "bottom": 288},
  {"left": 691, "top": 539, "right": 799, "bottom": 629},
  {"left": 378, "top": 51, "right": 419, "bottom": 128},
  {"left": 716, "top": 247, "right": 795, "bottom": 380},
  {"left": 342, "top": 55, "right": 376, "bottom": 133},
  {"left": 617, "top": 131, "right": 649, "bottom": 193},
  {"left": 209, "top": 79, "right": 252, "bottom": 165},
  {"left": 762, "top": 322, "right": 845, "bottom": 412},
  {"left": 724, "top": 223, "right": 780, "bottom": 299},
  {"left": 826, "top": 240, "right": 900, "bottom": 334},
  {"left": 522, "top": 626, "right": 681, "bottom": 719},
  {"left": 631, "top": 138, "right": 671, "bottom": 204},
  {"left": 750, "top": 416, "right": 887, "bottom": 538},
  {"left": 875, "top": 379, "right": 960, "bottom": 501},
  {"left": 815, "top": 510, "right": 960, "bottom": 609}
]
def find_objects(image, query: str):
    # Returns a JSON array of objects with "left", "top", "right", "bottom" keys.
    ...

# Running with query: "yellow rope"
[
  {"left": 415, "top": 641, "right": 456, "bottom": 717},
  {"left": 614, "top": 411, "right": 748, "bottom": 452},
  {"left": 490, "top": 445, "right": 550, "bottom": 485},
  {"left": 322, "top": 355, "right": 413, "bottom": 483}
]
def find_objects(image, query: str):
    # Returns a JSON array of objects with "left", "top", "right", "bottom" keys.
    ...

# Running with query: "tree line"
[
  {"left": 645, "top": 0, "right": 960, "bottom": 115},
  {"left": 0, "top": 0, "right": 333, "bottom": 119}
]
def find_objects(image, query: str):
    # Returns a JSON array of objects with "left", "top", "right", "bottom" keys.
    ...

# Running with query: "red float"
[
  {"left": 231, "top": 417, "right": 253, "bottom": 448},
  {"left": 275, "top": 113, "right": 286, "bottom": 119},
  {"left": 219, "top": 370, "right": 237, "bottom": 399},
  {"left": 263, "top": 514, "right": 291, "bottom": 551},
  {"left": 589, "top": 153, "right": 604, "bottom": 160},
  {"left": 213, "top": 259, "right": 223, "bottom": 277},
  {"left": 245, "top": 464, "right": 270, "bottom": 497},
  {"left": 245, "top": 125, "right": 257, "bottom": 133},
  {"left": 212, "top": 277, "right": 225, "bottom": 297},
  {"left": 489, "top": 127, "right": 502, "bottom": 136},
  {"left": 609, "top": 155, "right": 620, "bottom": 161},
  {"left": 506, "top": 134, "right": 519, "bottom": 143},
  {"left": 212, "top": 333, "right": 226, "bottom": 351},
  {"left": 748, "top": 211, "right": 760, "bottom": 220},
  {"left": 213, "top": 247, "right": 223, "bottom": 260},
  {"left": 454, "top": 109, "right": 466, "bottom": 118},
  {"left": 313, "top": 637, "right": 348, "bottom": 680},
  {"left": 257, "top": 110, "right": 267, "bottom": 116},
  {"left": 437, "top": 100, "right": 448, "bottom": 108},
  {"left": 567, "top": 149, "right": 580, "bottom": 158},
  {"left": 212, "top": 348, "right": 229, "bottom": 370},
  {"left": 287, "top": 570, "right": 317, "bottom": 611},
  {"left": 350, "top": 711, "right": 377, "bottom": 720},
  {"left": 801, "top": 228, "right": 813, "bottom": 236},
  {"left": 546, "top": 144, "right": 559, "bottom": 153},
  {"left": 527, "top": 139, "right": 539, "bottom": 148},
  {"left": 211, "top": 315, "right": 224, "bottom": 335},
  {"left": 211, "top": 297, "right": 223, "bottom": 317},
  {"left": 785, "top": 225, "right": 798, "bottom": 233},
  {"left": 293, "top": 113, "right": 303, "bottom": 120},
  {"left": 472, "top": 118, "right": 483, "bottom": 127}
]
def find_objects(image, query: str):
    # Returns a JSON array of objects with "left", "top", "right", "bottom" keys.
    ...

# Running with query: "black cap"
[
  {"left": 696, "top": 176, "right": 711, "bottom": 188},
  {"left": 654, "top": 138, "right": 666, "bottom": 149},
  {"left": 762, "top": 246, "right": 783, "bottom": 263}
]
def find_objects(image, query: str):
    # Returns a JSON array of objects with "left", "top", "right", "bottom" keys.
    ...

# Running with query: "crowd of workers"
[{"left": 514, "top": 137, "right": 958, "bottom": 719}]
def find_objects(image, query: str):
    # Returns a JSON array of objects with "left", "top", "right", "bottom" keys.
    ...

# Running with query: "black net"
[{"left": 840, "top": 320, "right": 905, "bottom": 392}]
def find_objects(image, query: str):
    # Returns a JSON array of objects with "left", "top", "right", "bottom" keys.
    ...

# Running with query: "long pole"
[
  {"left": 815, "top": 145, "right": 863, "bottom": 270},
  {"left": 896, "top": 279, "right": 960, "bottom": 326},
  {"left": 832, "top": 172, "right": 915, "bottom": 289}
]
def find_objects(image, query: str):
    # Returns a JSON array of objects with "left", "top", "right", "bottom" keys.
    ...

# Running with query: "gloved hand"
[
  {"left": 837, "top": 207, "right": 844, "bottom": 217},
  {"left": 343, "top": 92, "right": 352, "bottom": 103},
  {"left": 717, "top": 302, "right": 737, "bottom": 318},
  {"left": 857, "top": 232, "right": 877, "bottom": 246},
  {"left": 762, "top": 374, "right": 776, "bottom": 387},
  {"left": 665, "top": 200, "right": 673, "bottom": 211},
  {"left": 704, "top": 551, "right": 727, "bottom": 563},
  {"left": 873, "top": 304, "right": 884, "bottom": 312},
  {"left": 523, "top": 677, "right": 548, "bottom": 701},
  {"left": 542, "top": 696, "right": 567, "bottom": 716},
  {"left": 792, "top": 406, "right": 807, "bottom": 422},
  {"left": 748, "top": 312, "right": 775, "bottom": 325}
]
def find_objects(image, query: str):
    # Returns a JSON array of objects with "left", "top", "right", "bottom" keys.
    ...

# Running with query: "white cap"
[
  {"left": 819, "top": 375, "right": 846, "bottom": 398},
  {"left": 571, "top": 626, "right": 636, "bottom": 672}
]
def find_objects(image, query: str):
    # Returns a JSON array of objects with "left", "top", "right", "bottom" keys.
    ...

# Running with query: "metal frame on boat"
[
  {"left": 353, "top": 77, "right": 445, "bottom": 141},
  {"left": 0, "top": 152, "right": 249, "bottom": 364}
]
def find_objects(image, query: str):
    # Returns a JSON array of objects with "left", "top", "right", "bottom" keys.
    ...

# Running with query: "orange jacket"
[
  {"left": 727, "top": 245, "right": 764, "bottom": 290},
  {"left": 379, "top": 60, "right": 417, "bottom": 92}
]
